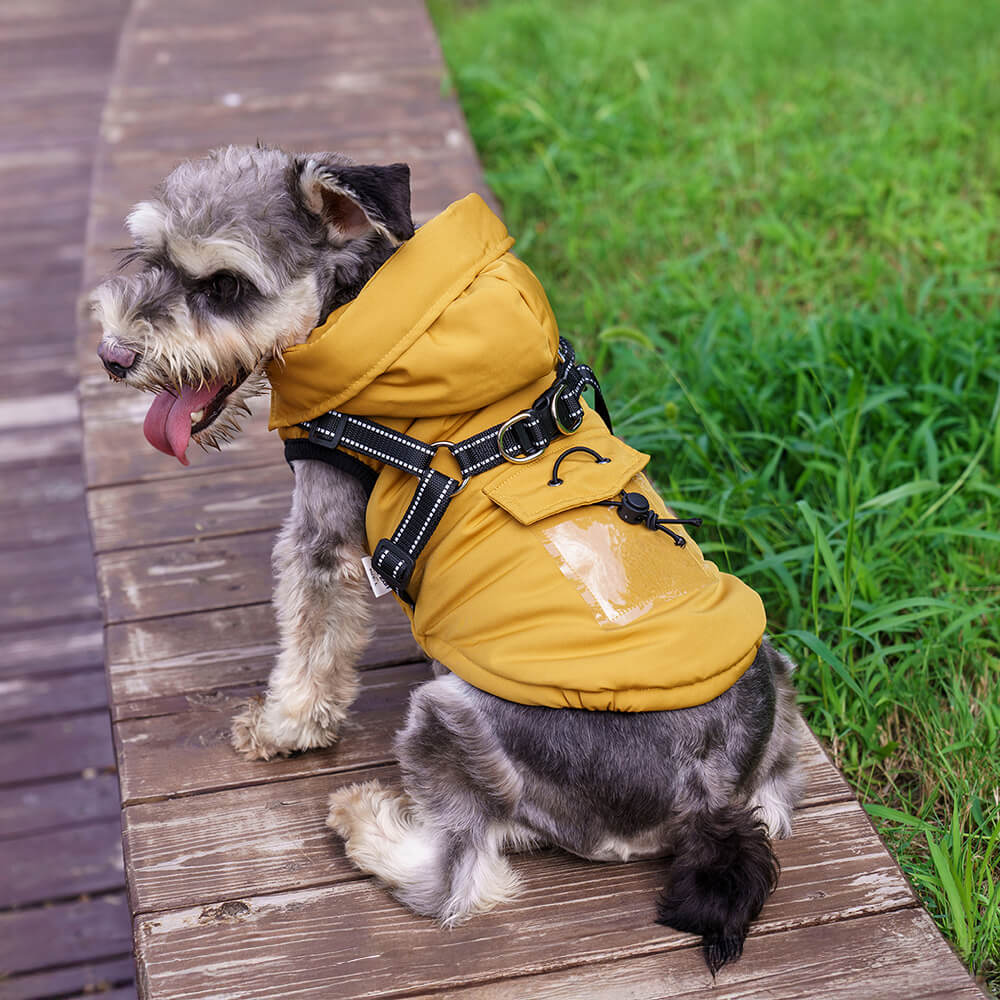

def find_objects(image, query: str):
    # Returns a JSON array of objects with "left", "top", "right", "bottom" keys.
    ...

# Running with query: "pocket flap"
[{"left": 483, "top": 423, "right": 649, "bottom": 526}]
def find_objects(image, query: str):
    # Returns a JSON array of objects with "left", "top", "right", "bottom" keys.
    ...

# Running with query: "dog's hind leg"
[
  {"left": 747, "top": 644, "right": 804, "bottom": 840},
  {"left": 327, "top": 780, "right": 520, "bottom": 925},
  {"left": 328, "top": 674, "right": 524, "bottom": 923},
  {"left": 232, "top": 460, "right": 371, "bottom": 760}
]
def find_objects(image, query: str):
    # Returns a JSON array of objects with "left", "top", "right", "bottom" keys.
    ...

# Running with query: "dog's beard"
[{"left": 188, "top": 369, "right": 269, "bottom": 455}]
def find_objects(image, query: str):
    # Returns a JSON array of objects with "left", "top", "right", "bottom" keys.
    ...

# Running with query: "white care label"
[{"left": 361, "top": 555, "right": 392, "bottom": 598}]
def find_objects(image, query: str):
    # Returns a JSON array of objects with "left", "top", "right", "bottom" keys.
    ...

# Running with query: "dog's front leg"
[{"left": 232, "top": 460, "right": 371, "bottom": 760}]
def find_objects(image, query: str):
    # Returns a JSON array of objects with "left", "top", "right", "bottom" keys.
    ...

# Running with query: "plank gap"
[{"left": 121, "top": 757, "right": 400, "bottom": 809}]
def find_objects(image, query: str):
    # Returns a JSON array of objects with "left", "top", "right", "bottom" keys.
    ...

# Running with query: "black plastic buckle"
[
  {"left": 307, "top": 411, "right": 349, "bottom": 450},
  {"left": 372, "top": 538, "right": 416, "bottom": 590}
]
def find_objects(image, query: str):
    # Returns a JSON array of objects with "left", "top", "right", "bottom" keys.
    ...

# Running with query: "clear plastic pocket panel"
[{"left": 538, "top": 475, "right": 711, "bottom": 629}]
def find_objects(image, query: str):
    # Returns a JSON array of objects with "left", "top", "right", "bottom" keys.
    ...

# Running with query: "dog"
[{"left": 91, "top": 144, "right": 803, "bottom": 975}]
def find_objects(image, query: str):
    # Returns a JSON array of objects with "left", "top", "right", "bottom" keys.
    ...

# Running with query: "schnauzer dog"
[{"left": 92, "top": 145, "right": 803, "bottom": 974}]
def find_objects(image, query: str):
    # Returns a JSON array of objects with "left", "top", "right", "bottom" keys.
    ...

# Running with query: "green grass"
[{"left": 430, "top": 0, "right": 1000, "bottom": 987}]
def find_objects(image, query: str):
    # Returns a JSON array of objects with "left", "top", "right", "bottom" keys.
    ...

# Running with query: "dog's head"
[{"left": 91, "top": 144, "right": 413, "bottom": 464}]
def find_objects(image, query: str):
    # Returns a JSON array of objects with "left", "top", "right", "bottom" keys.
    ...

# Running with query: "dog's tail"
[{"left": 656, "top": 806, "right": 780, "bottom": 975}]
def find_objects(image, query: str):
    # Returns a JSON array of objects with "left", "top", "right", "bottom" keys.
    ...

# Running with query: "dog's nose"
[{"left": 98, "top": 341, "right": 137, "bottom": 379}]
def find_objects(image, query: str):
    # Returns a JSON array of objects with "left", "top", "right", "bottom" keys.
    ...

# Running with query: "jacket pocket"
[{"left": 482, "top": 425, "right": 649, "bottom": 526}]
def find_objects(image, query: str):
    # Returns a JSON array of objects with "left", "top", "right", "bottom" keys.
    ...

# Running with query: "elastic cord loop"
[{"left": 548, "top": 446, "right": 611, "bottom": 486}]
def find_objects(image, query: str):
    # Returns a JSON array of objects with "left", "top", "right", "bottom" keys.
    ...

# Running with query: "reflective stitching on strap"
[
  {"left": 339, "top": 434, "right": 425, "bottom": 475},
  {"left": 297, "top": 336, "right": 609, "bottom": 603},
  {"left": 405, "top": 478, "right": 455, "bottom": 551}
]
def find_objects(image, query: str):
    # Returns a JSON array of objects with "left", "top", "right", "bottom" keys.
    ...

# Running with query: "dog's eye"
[{"left": 204, "top": 271, "right": 242, "bottom": 303}]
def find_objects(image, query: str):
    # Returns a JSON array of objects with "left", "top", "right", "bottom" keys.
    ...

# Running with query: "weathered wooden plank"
[
  {"left": 0, "top": 617, "right": 103, "bottom": 678},
  {"left": 96, "top": 530, "right": 275, "bottom": 625},
  {"left": 0, "top": 392, "right": 79, "bottom": 431},
  {"left": 97, "top": 516, "right": 423, "bottom": 636},
  {"left": 0, "top": 438, "right": 90, "bottom": 551},
  {"left": 68, "top": 987, "right": 139, "bottom": 1000},
  {"left": 132, "top": 798, "right": 914, "bottom": 1000},
  {"left": 0, "top": 471, "right": 90, "bottom": 549},
  {"left": 0, "top": 0, "right": 129, "bottom": 991},
  {"left": 2, "top": 710, "right": 115, "bottom": 785},
  {"left": 88, "top": 463, "right": 293, "bottom": 553},
  {"left": 0, "top": 894, "right": 132, "bottom": 979},
  {"left": 402, "top": 907, "right": 987, "bottom": 1000},
  {"left": 105, "top": 599, "right": 421, "bottom": 717},
  {"left": 0, "top": 772, "right": 121, "bottom": 837},
  {"left": 0, "top": 345, "right": 78, "bottom": 397},
  {"left": 114, "top": 669, "right": 845, "bottom": 811},
  {"left": 115, "top": 662, "right": 431, "bottom": 803},
  {"left": 2, "top": 818, "right": 125, "bottom": 908},
  {"left": 121, "top": 725, "right": 848, "bottom": 915},
  {"left": 0, "top": 421, "right": 83, "bottom": 468},
  {"left": 0, "top": 536, "right": 99, "bottom": 628},
  {"left": 123, "top": 765, "right": 394, "bottom": 914},
  {"left": 0, "top": 956, "right": 135, "bottom": 1000},
  {"left": 0, "top": 668, "right": 109, "bottom": 724}
]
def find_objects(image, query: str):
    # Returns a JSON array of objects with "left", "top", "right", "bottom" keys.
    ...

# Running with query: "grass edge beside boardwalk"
[{"left": 430, "top": 0, "right": 1000, "bottom": 988}]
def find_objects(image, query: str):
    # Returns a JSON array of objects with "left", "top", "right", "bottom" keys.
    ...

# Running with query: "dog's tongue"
[{"left": 143, "top": 381, "right": 223, "bottom": 466}]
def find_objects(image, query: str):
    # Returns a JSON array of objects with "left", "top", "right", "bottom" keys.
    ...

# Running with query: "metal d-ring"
[
  {"left": 429, "top": 441, "right": 469, "bottom": 494},
  {"left": 550, "top": 384, "right": 585, "bottom": 435},
  {"left": 548, "top": 446, "right": 611, "bottom": 486},
  {"left": 497, "top": 412, "right": 546, "bottom": 463}
]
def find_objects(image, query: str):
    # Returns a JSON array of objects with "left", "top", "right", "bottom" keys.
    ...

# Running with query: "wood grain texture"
[
  {"left": 0, "top": 668, "right": 110, "bottom": 724},
  {"left": 2, "top": 818, "right": 126, "bottom": 908},
  {"left": 132, "top": 798, "right": 916, "bottom": 1000},
  {"left": 96, "top": 529, "right": 276, "bottom": 624},
  {"left": 0, "top": 772, "right": 121, "bottom": 837},
  {"left": 0, "top": 893, "right": 132, "bottom": 980},
  {"left": 88, "top": 462, "right": 293, "bottom": 553},
  {"left": 2, "top": 710, "right": 116, "bottom": 785},
  {"left": 122, "top": 724, "right": 849, "bottom": 915},
  {"left": 0, "top": 617, "right": 103, "bottom": 678},
  {"left": 403, "top": 907, "right": 988, "bottom": 1000},
  {"left": 115, "top": 662, "right": 432, "bottom": 803},
  {"left": 0, "top": 421, "right": 85, "bottom": 468},
  {"left": 104, "top": 598, "right": 421, "bottom": 718},
  {"left": 0, "top": 956, "right": 136, "bottom": 1000},
  {"left": 0, "top": 459, "right": 92, "bottom": 549},
  {"left": 68, "top": 987, "right": 139, "bottom": 1000},
  {"left": 1, "top": 1, "right": 130, "bottom": 996},
  {"left": 0, "top": 537, "right": 100, "bottom": 628}
]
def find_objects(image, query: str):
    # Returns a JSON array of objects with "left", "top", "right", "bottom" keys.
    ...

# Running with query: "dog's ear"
[{"left": 296, "top": 158, "right": 414, "bottom": 245}]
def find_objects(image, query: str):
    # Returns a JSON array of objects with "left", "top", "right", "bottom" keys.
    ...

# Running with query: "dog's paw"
[
  {"left": 230, "top": 699, "right": 290, "bottom": 761},
  {"left": 326, "top": 780, "right": 388, "bottom": 842},
  {"left": 231, "top": 698, "right": 344, "bottom": 761}
]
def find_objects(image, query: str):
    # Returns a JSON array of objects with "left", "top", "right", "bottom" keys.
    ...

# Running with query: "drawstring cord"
[
  {"left": 547, "top": 447, "right": 703, "bottom": 547},
  {"left": 592, "top": 492, "right": 702, "bottom": 546}
]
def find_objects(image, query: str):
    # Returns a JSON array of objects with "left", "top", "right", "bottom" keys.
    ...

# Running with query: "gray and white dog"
[{"left": 92, "top": 145, "right": 803, "bottom": 974}]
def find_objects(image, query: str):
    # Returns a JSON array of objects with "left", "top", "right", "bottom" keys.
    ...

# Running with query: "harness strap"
[
  {"left": 372, "top": 469, "right": 461, "bottom": 607},
  {"left": 298, "top": 337, "right": 610, "bottom": 601}
]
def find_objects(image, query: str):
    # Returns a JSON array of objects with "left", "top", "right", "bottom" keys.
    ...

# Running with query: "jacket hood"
[{"left": 268, "top": 194, "right": 560, "bottom": 429}]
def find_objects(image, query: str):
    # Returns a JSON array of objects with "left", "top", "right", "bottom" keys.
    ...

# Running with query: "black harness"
[{"left": 285, "top": 337, "right": 611, "bottom": 606}]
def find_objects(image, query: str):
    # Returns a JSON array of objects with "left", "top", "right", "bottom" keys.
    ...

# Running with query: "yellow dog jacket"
[{"left": 268, "top": 195, "right": 766, "bottom": 710}]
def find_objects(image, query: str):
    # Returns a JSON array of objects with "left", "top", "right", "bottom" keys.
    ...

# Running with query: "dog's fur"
[{"left": 92, "top": 144, "right": 803, "bottom": 974}]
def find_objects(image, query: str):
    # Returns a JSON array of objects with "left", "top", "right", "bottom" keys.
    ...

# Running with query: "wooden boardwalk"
[
  {"left": 0, "top": 1, "right": 137, "bottom": 997},
  {"left": 57, "top": 0, "right": 992, "bottom": 997}
]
